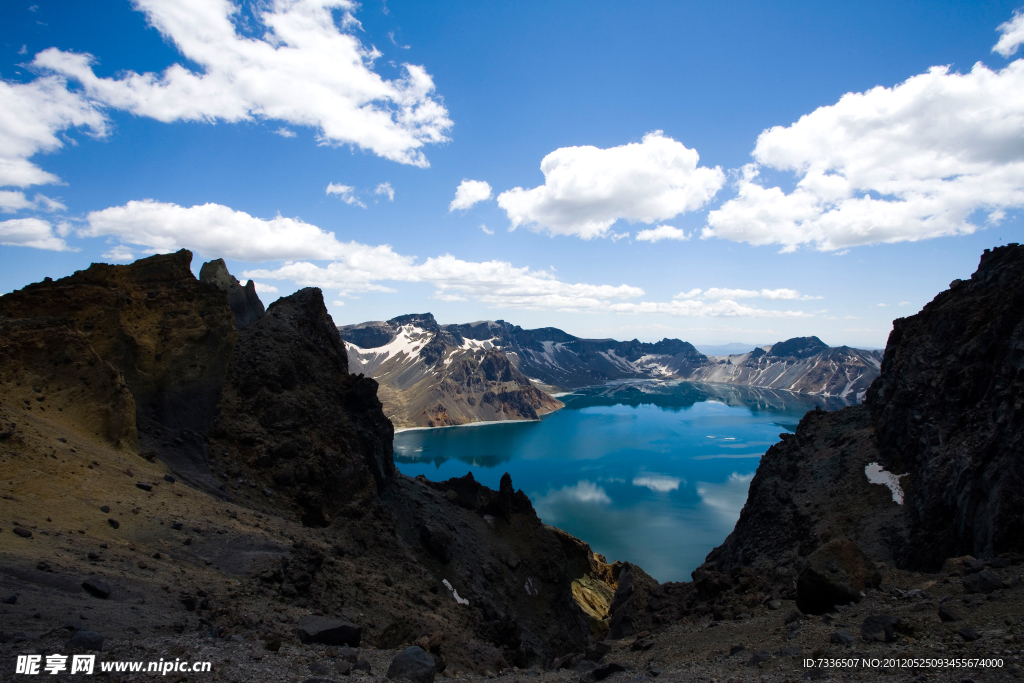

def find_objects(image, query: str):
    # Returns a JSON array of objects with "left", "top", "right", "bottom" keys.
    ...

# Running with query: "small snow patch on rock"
[{"left": 864, "top": 462, "right": 907, "bottom": 504}]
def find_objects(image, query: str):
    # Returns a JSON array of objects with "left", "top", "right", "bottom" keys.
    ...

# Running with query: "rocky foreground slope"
[
  {"left": 0, "top": 251, "right": 619, "bottom": 677},
  {"left": 341, "top": 316, "right": 881, "bottom": 428}
]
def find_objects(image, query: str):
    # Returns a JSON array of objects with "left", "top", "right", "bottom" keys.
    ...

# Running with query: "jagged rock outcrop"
[
  {"left": 199, "top": 258, "right": 266, "bottom": 330},
  {"left": 702, "top": 244, "right": 1024, "bottom": 578},
  {"left": 208, "top": 287, "right": 395, "bottom": 526},
  {"left": 0, "top": 250, "right": 236, "bottom": 489}
]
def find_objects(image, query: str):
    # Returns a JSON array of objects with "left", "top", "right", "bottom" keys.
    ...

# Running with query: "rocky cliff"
[
  {"left": 704, "top": 244, "right": 1024, "bottom": 579},
  {"left": 341, "top": 316, "right": 881, "bottom": 427},
  {"left": 0, "top": 252, "right": 610, "bottom": 674}
]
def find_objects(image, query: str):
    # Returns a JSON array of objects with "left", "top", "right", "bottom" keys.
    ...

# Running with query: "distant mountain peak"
[{"left": 768, "top": 336, "right": 829, "bottom": 359}]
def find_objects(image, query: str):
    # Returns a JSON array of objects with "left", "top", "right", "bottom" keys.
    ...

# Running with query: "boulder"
[
  {"left": 296, "top": 617, "right": 362, "bottom": 647},
  {"left": 860, "top": 615, "right": 900, "bottom": 643},
  {"left": 67, "top": 630, "right": 104, "bottom": 651},
  {"left": 796, "top": 540, "right": 880, "bottom": 614},
  {"left": 81, "top": 578, "right": 111, "bottom": 599},
  {"left": 962, "top": 570, "right": 1008, "bottom": 594},
  {"left": 386, "top": 646, "right": 435, "bottom": 683}
]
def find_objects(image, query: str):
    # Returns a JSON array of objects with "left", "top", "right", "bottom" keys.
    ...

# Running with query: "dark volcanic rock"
[
  {"left": 938, "top": 604, "right": 962, "bottom": 622},
  {"left": 830, "top": 630, "right": 854, "bottom": 645},
  {"left": 67, "top": 630, "right": 104, "bottom": 651},
  {"left": 868, "top": 245, "right": 1024, "bottom": 567},
  {"left": 296, "top": 616, "right": 362, "bottom": 646},
  {"left": 593, "top": 661, "right": 628, "bottom": 680},
  {"left": 702, "top": 245, "right": 1024, "bottom": 574},
  {"left": 607, "top": 563, "right": 658, "bottom": 638},
  {"left": 210, "top": 287, "right": 394, "bottom": 525},
  {"left": 962, "top": 569, "right": 1008, "bottom": 594},
  {"left": 860, "top": 615, "right": 900, "bottom": 643},
  {"left": 386, "top": 646, "right": 435, "bottom": 683},
  {"left": 81, "top": 578, "right": 111, "bottom": 599},
  {"left": 796, "top": 539, "right": 880, "bottom": 614},
  {"left": 199, "top": 258, "right": 266, "bottom": 331}
]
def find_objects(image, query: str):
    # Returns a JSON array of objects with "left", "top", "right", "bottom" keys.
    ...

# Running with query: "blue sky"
[{"left": 2, "top": 1, "right": 1022, "bottom": 348}]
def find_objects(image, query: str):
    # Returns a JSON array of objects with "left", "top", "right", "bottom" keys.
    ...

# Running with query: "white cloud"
[
  {"left": 102, "top": 245, "right": 135, "bottom": 261},
  {"left": 0, "top": 217, "right": 75, "bottom": 251},
  {"left": 632, "top": 474, "right": 681, "bottom": 493},
  {"left": 877, "top": 303, "right": 887, "bottom": 307},
  {"left": 375, "top": 182, "right": 395, "bottom": 201},
  {"left": 898, "top": 301, "right": 911, "bottom": 306},
  {"left": 252, "top": 281, "right": 279, "bottom": 295},
  {"left": 994, "top": 10, "right": 1024, "bottom": 57},
  {"left": 635, "top": 225, "right": 688, "bottom": 242},
  {"left": 674, "top": 287, "right": 819, "bottom": 302},
  {"left": 32, "top": 0, "right": 451, "bottom": 168},
  {"left": 449, "top": 179, "right": 492, "bottom": 212},
  {"left": 0, "top": 76, "right": 107, "bottom": 188},
  {"left": 497, "top": 131, "right": 725, "bottom": 239},
  {"left": 273, "top": 127, "right": 296, "bottom": 138},
  {"left": 0, "top": 191, "right": 66, "bottom": 213},
  {"left": 80, "top": 199, "right": 817, "bottom": 318},
  {"left": 706, "top": 60, "right": 1024, "bottom": 252},
  {"left": 82, "top": 199, "right": 381, "bottom": 261},
  {"left": 326, "top": 182, "right": 365, "bottom": 208},
  {"left": 480, "top": 224, "right": 494, "bottom": 235},
  {"left": 606, "top": 299, "right": 812, "bottom": 318}
]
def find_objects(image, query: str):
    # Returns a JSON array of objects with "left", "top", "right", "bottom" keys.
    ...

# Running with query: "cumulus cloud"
[
  {"left": 0, "top": 190, "right": 65, "bottom": 213},
  {"left": 0, "top": 76, "right": 107, "bottom": 188},
  {"left": 273, "top": 127, "right": 296, "bottom": 138},
  {"left": 994, "top": 10, "right": 1024, "bottom": 57},
  {"left": 31, "top": 0, "right": 451, "bottom": 167},
  {"left": 0, "top": 217, "right": 75, "bottom": 251},
  {"left": 375, "top": 182, "right": 395, "bottom": 201},
  {"left": 674, "top": 287, "right": 820, "bottom": 301},
  {"left": 480, "top": 224, "right": 494, "bottom": 235},
  {"left": 635, "top": 225, "right": 688, "bottom": 242},
  {"left": 706, "top": 60, "right": 1024, "bottom": 252},
  {"left": 632, "top": 474, "right": 682, "bottom": 493},
  {"left": 449, "top": 179, "right": 492, "bottom": 212},
  {"left": 82, "top": 199, "right": 376, "bottom": 261},
  {"left": 80, "top": 199, "right": 816, "bottom": 318},
  {"left": 326, "top": 183, "right": 365, "bottom": 208},
  {"left": 497, "top": 131, "right": 724, "bottom": 239}
]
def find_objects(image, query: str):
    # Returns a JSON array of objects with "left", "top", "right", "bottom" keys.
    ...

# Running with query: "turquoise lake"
[{"left": 394, "top": 381, "right": 853, "bottom": 583}]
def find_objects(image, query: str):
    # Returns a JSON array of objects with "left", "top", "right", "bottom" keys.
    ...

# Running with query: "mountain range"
[{"left": 339, "top": 315, "right": 882, "bottom": 428}]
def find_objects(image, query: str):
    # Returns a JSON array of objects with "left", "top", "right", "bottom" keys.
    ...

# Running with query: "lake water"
[{"left": 394, "top": 381, "right": 853, "bottom": 583}]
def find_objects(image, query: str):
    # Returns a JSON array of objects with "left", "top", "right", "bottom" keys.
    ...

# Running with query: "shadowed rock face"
[
  {"left": 868, "top": 244, "right": 1024, "bottom": 567},
  {"left": 199, "top": 258, "right": 266, "bottom": 330},
  {"left": 0, "top": 250, "right": 236, "bottom": 490},
  {"left": 209, "top": 287, "right": 395, "bottom": 526},
  {"left": 702, "top": 244, "right": 1024, "bottom": 575}
]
